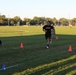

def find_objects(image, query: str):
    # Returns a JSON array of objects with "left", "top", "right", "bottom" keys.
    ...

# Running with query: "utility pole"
[
  {"left": 69, "top": 14, "right": 71, "bottom": 26},
  {"left": 8, "top": 15, "right": 9, "bottom": 26}
]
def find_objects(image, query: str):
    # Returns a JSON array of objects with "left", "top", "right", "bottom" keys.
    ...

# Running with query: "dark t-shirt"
[{"left": 43, "top": 25, "right": 54, "bottom": 35}]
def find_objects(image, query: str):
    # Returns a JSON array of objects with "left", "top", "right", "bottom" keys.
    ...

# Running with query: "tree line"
[{"left": 0, "top": 14, "right": 76, "bottom": 26}]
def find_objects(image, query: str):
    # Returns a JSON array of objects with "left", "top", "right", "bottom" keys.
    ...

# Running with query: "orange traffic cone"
[
  {"left": 20, "top": 43, "right": 24, "bottom": 49},
  {"left": 56, "top": 36, "right": 58, "bottom": 40},
  {"left": 68, "top": 45, "right": 72, "bottom": 52}
]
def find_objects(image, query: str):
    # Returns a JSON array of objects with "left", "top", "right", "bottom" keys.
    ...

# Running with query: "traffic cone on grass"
[
  {"left": 20, "top": 43, "right": 24, "bottom": 49},
  {"left": 68, "top": 45, "right": 73, "bottom": 52}
]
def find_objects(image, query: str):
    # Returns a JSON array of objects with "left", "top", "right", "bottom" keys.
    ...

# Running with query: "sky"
[{"left": 0, "top": 0, "right": 76, "bottom": 19}]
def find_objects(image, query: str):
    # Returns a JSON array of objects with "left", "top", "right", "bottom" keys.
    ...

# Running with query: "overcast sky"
[{"left": 0, "top": 0, "right": 76, "bottom": 19}]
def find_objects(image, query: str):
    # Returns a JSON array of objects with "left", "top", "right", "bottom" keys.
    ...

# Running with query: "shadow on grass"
[{"left": 0, "top": 34, "right": 76, "bottom": 75}]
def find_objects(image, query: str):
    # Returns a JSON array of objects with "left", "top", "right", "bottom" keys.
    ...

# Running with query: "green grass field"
[{"left": 0, "top": 26, "right": 76, "bottom": 75}]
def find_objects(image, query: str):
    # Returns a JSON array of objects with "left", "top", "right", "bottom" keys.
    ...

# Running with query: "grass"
[{"left": 0, "top": 26, "right": 76, "bottom": 75}]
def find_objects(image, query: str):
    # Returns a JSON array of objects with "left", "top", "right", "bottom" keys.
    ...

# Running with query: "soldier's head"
[{"left": 47, "top": 21, "right": 51, "bottom": 26}]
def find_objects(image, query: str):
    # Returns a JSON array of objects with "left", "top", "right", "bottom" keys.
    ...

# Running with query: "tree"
[
  {"left": 33, "top": 16, "right": 39, "bottom": 25},
  {"left": 0, "top": 19, "right": 4, "bottom": 25},
  {"left": 52, "top": 17, "right": 57, "bottom": 25},
  {"left": 30, "top": 20, "right": 35, "bottom": 25},
  {"left": 10, "top": 19, "right": 15, "bottom": 26},
  {"left": 3, "top": 18, "right": 8, "bottom": 25},
  {"left": 13, "top": 16, "right": 21, "bottom": 25},
  {"left": 59, "top": 18, "right": 69, "bottom": 26},
  {"left": 0, "top": 13, "right": 76, "bottom": 26},
  {"left": 23, "top": 18, "right": 30, "bottom": 25},
  {"left": 71, "top": 18, "right": 76, "bottom": 26},
  {"left": 46, "top": 18, "right": 54, "bottom": 24},
  {"left": 0, "top": 15, "right": 6, "bottom": 25},
  {"left": 40, "top": 17, "right": 46, "bottom": 25}
]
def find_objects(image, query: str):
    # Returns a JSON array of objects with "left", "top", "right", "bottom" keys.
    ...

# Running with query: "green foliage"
[
  {"left": 52, "top": 17, "right": 57, "bottom": 24},
  {"left": 13, "top": 16, "right": 21, "bottom": 25},
  {"left": 0, "top": 14, "right": 76, "bottom": 26},
  {"left": 33, "top": 16, "right": 46, "bottom": 25},
  {"left": 23, "top": 18, "right": 31, "bottom": 25},
  {"left": 10, "top": 19, "right": 15, "bottom": 25},
  {"left": 59, "top": 18, "right": 69, "bottom": 26},
  {"left": 71, "top": 18, "right": 76, "bottom": 26}
]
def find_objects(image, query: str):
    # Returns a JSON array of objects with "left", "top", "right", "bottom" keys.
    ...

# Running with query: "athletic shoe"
[{"left": 46, "top": 46, "right": 49, "bottom": 49}]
